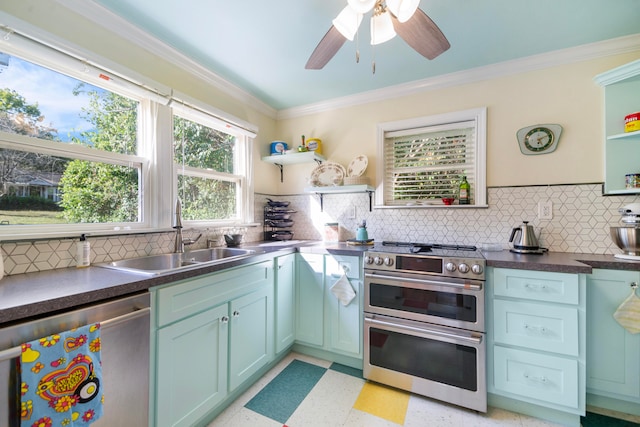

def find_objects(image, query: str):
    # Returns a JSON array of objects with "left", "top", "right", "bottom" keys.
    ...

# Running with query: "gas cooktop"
[{"left": 371, "top": 241, "right": 485, "bottom": 259}]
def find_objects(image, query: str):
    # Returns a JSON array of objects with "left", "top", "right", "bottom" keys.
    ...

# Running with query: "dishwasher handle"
[{"left": 0, "top": 307, "right": 151, "bottom": 362}]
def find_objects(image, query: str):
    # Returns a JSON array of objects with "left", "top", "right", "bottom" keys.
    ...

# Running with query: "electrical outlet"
[
  {"left": 538, "top": 201, "right": 553, "bottom": 220},
  {"left": 347, "top": 205, "right": 356, "bottom": 219}
]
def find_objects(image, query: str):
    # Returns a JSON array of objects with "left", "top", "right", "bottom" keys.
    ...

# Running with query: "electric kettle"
[{"left": 509, "top": 221, "right": 544, "bottom": 254}]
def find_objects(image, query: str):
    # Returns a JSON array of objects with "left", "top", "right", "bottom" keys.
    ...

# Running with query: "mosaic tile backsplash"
[{"left": 1, "top": 183, "right": 638, "bottom": 275}]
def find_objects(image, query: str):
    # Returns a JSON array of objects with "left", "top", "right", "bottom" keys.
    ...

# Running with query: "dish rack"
[{"left": 263, "top": 204, "right": 296, "bottom": 241}]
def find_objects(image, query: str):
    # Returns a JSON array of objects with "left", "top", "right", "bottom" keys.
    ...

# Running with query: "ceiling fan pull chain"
[{"left": 355, "top": 22, "right": 360, "bottom": 63}]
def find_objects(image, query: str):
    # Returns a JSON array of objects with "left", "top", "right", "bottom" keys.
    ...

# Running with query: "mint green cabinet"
[
  {"left": 487, "top": 267, "right": 586, "bottom": 423},
  {"left": 325, "top": 254, "right": 362, "bottom": 357},
  {"left": 586, "top": 269, "right": 640, "bottom": 411},
  {"left": 152, "top": 260, "right": 274, "bottom": 427},
  {"left": 295, "top": 253, "right": 324, "bottom": 346},
  {"left": 275, "top": 254, "right": 296, "bottom": 354},
  {"left": 229, "top": 284, "right": 274, "bottom": 391},
  {"left": 295, "top": 252, "right": 363, "bottom": 364},
  {"left": 156, "top": 304, "right": 228, "bottom": 427}
]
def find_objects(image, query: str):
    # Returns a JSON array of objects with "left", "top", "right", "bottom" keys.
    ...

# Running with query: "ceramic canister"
[{"left": 270, "top": 141, "right": 288, "bottom": 155}]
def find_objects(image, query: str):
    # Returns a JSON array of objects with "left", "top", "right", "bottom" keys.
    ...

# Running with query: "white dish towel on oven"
[
  {"left": 614, "top": 286, "right": 640, "bottom": 334},
  {"left": 330, "top": 274, "right": 356, "bottom": 306}
]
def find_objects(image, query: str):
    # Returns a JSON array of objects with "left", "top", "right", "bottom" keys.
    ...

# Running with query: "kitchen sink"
[{"left": 95, "top": 247, "right": 257, "bottom": 276}]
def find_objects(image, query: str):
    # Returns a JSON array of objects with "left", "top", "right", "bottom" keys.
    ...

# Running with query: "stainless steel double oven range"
[{"left": 363, "top": 242, "right": 487, "bottom": 412}]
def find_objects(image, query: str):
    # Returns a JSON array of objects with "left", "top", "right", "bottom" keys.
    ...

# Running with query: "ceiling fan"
[{"left": 305, "top": 0, "right": 450, "bottom": 71}]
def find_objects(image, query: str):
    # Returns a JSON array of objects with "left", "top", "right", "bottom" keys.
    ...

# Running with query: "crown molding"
[
  {"left": 277, "top": 33, "right": 640, "bottom": 120},
  {"left": 55, "top": 0, "right": 278, "bottom": 120}
]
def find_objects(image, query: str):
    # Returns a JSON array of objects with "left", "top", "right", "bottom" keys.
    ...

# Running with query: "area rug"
[{"left": 581, "top": 412, "right": 640, "bottom": 426}]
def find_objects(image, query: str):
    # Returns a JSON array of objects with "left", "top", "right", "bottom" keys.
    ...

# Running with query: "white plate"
[
  {"left": 309, "top": 162, "right": 345, "bottom": 186},
  {"left": 347, "top": 155, "right": 368, "bottom": 177}
]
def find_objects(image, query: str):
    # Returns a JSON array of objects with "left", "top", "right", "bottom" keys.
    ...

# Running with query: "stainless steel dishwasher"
[{"left": 0, "top": 292, "right": 150, "bottom": 427}]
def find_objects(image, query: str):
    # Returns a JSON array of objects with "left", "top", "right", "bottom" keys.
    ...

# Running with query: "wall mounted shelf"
[
  {"left": 262, "top": 152, "right": 325, "bottom": 182},
  {"left": 304, "top": 185, "right": 375, "bottom": 211}
]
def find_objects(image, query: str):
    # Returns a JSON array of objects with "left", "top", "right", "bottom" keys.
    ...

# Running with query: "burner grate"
[{"left": 382, "top": 241, "right": 477, "bottom": 252}]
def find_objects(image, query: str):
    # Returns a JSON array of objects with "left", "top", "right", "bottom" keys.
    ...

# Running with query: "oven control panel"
[{"left": 364, "top": 252, "right": 485, "bottom": 280}]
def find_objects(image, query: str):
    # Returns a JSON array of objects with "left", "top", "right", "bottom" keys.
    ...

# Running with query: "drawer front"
[
  {"left": 494, "top": 346, "right": 579, "bottom": 409},
  {"left": 156, "top": 261, "right": 272, "bottom": 327},
  {"left": 493, "top": 300, "right": 579, "bottom": 356},
  {"left": 493, "top": 268, "right": 579, "bottom": 304}
]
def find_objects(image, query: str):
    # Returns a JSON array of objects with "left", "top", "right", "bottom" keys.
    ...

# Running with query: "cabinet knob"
[
  {"left": 233, "top": 310, "right": 240, "bottom": 318},
  {"left": 221, "top": 316, "right": 229, "bottom": 323}
]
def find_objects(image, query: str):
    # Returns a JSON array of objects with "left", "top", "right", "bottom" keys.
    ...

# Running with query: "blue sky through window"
[{"left": 0, "top": 53, "right": 100, "bottom": 142}]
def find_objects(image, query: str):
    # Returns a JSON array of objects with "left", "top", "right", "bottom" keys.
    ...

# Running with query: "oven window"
[
  {"left": 369, "top": 327, "right": 477, "bottom": 391},
  {"left": 369, "top": 283, "right": 477, "bottom": 322}
]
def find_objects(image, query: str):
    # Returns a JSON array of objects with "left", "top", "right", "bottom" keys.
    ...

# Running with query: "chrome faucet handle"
[{"left": 183, "top": 233, "right": 202, "bottom": 246}]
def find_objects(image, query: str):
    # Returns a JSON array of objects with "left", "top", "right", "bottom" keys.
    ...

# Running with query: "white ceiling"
[{"left": 91, "top": 0, "right": 640, "bottom": 111}]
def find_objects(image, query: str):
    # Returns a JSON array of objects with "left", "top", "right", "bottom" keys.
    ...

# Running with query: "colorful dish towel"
[
  {"left": 330, "top": 274, "right": 356, "bottom": 306},
  {"left": 614, "top": 287, "right": 640, "bottom": 334},
  {"left": 19, "top": 323, "right": 103, "bottom": 426}
]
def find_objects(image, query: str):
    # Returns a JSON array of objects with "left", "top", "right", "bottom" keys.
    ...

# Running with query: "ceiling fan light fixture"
[
  {"left": 332, "top": 6, "right": 363, "bottom": 41},
  {"left": 370, "top": 10, "right": 396, "bottom": 45},
  {"left": 347, "top": 0, "right": 376, "bottom": 14},
  {"left": 386, "top": 0, "right": 420, "bottom": 23}
]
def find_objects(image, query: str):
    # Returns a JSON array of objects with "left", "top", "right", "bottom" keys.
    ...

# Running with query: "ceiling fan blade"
[
  {"left": 305, "top": 25, "right": 347, "bottom": 69},
  {"left": 391, "top": 8, "right": 450, "bottom": 60}
]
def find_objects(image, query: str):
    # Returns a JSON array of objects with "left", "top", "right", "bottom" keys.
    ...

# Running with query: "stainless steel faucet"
[{"left": 173, "top": 199, "right": 201, "bottom": 253}]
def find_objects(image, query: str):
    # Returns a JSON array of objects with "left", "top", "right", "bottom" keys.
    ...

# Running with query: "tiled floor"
[{"left": 207, "top": 352, "right": 568, "bottom": 427}]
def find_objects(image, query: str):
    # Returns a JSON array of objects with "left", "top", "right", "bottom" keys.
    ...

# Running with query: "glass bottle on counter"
[{"left": 459, "top": 176, "right": 470, "bottom": 205}]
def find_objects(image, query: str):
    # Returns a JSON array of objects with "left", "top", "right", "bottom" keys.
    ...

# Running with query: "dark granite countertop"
[{"left": 2, "top": 240, "right": 639, "bottom": 326}]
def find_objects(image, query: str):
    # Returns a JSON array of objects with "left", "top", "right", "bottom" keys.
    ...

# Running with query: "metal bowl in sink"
[{"left": 610, "top": 226, "right": 640, "bottom": 255}]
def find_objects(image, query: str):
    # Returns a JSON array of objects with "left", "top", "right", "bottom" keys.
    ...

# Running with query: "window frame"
[
  {"left": 375, "top": 107, "right": 487, "bottom": 208},
  {"left": 0, "top": 25, "right": 257, "bottom": 239},
  {"left": 171, "top": 105, "right": 254, "bottom": 227}
]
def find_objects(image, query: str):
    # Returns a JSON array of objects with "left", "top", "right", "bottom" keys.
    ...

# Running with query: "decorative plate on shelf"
[
  {"left": 309, "top": 162, "right": 345, "bottom": 186},
  {"left": 347, "top": 155, "right": 368, "bottom": 177}
]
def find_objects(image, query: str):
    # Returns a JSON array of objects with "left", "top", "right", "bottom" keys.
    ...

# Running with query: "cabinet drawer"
[
  {"left": 156, "top": 261, "right": 272, "bottom": 327},
  {"left": 493, "top": 268, "right": 579, "bottom": 304},
  {"left": 493, "top": 299, "right": 579, "bottom": 356},
  {"left": 494, "top": 346, "right": 579, "bottom": 409}
]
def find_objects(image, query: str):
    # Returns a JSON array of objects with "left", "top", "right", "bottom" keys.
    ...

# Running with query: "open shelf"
[
  {"left": 304, "top": 185, "right": 375, "bottom": 211},
  {"left": 262, "top": 152, "right": 325, "bottom": 182}
]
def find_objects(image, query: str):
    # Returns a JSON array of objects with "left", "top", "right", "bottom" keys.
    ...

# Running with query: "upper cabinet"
[{"left": 595, "top": 59, "right": 640, "bottom": 195}]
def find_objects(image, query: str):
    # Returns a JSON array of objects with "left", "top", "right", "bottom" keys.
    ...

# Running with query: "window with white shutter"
[{"left": 376, "top": 108, "right": 487, "bottom": 208}]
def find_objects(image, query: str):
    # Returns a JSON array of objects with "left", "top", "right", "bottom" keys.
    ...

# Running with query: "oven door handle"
[
  {"left": 364, "top": 273, "right": 482, "bottom": 291},
  {"left": 366, "top": 317, "right": 483, "bottom": 345}
]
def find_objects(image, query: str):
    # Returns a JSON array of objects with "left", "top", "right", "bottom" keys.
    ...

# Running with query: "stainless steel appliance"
[
  {"left": 0, "top": 293, "right": 150, "bottom": 427},
  {"left": 509, "top": 221, "right": 546, "bottom": 254},
  {"left": 363, "top": 242, "right": 487, "bottom": 412}
]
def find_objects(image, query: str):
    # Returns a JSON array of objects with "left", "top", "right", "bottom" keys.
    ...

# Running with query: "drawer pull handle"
[
  {"left": 524, "top": 283, "right": 548, "bottom": 291},
  {"left": 524, "top": 324, "right": 548, "bottom": 334},
  {"left": 523, "top": 373, "right": 548, "bottom": 384}
]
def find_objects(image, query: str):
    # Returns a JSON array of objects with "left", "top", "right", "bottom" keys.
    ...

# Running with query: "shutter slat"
[{"left": 383, "top": 122, "right": 476, "bottom": 203}]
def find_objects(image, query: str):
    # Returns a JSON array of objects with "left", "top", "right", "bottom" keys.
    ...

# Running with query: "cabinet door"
[
  {"left": 296, "top": 253, "right": 324, "bottom": 346},
  {"left": 156, "top": 304, "right": 229, "bottom": 427},
  {"left": 275, "top": 254, "right": 296, "bottom": 354},
  {"left": 325, "top": 255, "right": 362, "bottom": 357},
  {"left": 229, "top": 284, "right": 274, "bottom": 391},
  {"left": 587, "top": 269, "right": 640, "bottom": 400}
]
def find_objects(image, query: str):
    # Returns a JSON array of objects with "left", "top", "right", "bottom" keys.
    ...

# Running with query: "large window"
[
  {"left": 0, "top": 52, "right": 144, "bottom": 230},
  {"left": 0, "top": 28, "right": 256, "bottom": 237},
  {"left": 376, "top": 108, "right": 487, "bottom": 208},
  {"left": 173, "top": 114, "right": 244, "bottom": 222}
]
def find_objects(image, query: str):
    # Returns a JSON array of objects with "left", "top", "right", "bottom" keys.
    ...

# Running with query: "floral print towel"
[{"left": 20, "top": 323, "right": 103, "bottom": 426}]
